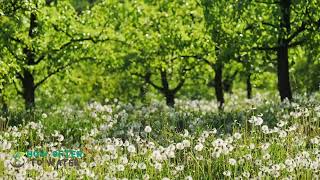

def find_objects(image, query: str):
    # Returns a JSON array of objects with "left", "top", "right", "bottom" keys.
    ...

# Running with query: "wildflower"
[
  {"left": 57, "top": 135, "right": 64, "bottom": 142},
  {"left": 154, "top": 162, "right": 162, "bottom": 170},
  {"left": 310, "top": 137, "right": 319, "bottom": 144},
  {"left": 144, "top": 126, "right": 152, "bottom": 133},
  {"left": 176, "top": 143, "right": 184, "bottom": 150},
  {"left": 249, "top": 143, "right": 255, "bottom": 150},
  {"left": 138, "top": 162, "right": 146, "bottom": 170},
  {"left": 185, "top": 176, "right": 193, "bottom": 180},
  {"left": 233, "top": 132, "right": 242, "bottom": 140},
  {"left": 182, "top": 140, "right": 191, "bottom": 148},
  {"left": 229, "top": 158, "right": 237, "bottom": 165},
  {"left": 244, "top": 154, "right": 252, "bottom": 160},
  {"left": 261, "top": 143, "right": 270, "bottom": 151},
  {"left": 194, "top": 143, "right": 204, "bottom": 152},
  {"left": 152, "top": 150, "right": 162, "bottom": 161},
  {"left": 175, "top": 165, "right": 184, "bottom": 171},
  {"left": 117, "top": 164, "right": 125, "bottom": 171},
  {"left": 310, "top": 161, "right": 319, "bottom": 170},
  {"left": 223, "top": 171, "right": 231, "bottom": 177},
  {"left": 143, "top": 174, "right": 150, "bottom": 180},
  {"left": 242, "top": 171, "right": 250, "bottom": 178},
  {"left": 262, "top": 153, "right": 270, "bottom": 160},
  {"left": 279, "top": 130, "right": 287, "bottom": 138},
  {"left": 41, "top": 113, "right": 47, "bottom": 119},
  {"left": 127, "top": 145, "right": 136, "bottom": 153},
  {"left": 120, "top": 156, "right": 128, "bottom": 164},
  {"left": 261, "top": 125, "right": 269, "bottom": 134},
  {"left": 249, "top": 115, "right": 263, "bottom": 126}
]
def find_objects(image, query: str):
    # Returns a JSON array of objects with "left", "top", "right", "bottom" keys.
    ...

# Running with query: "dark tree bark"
[
  {"left": 214, "top": 61, "right": 224, "bottom": 110},
  {"left": 21, "top": 12, "right": 37, "bottom": 110},
  {"left": 164, "top": 92, "right": 175, "bottom": 107},
  {"left": 0, "top": 90, "right": 8, "bottom": 113},
  {"left": 223, "top": 70, "right": 238, "bottom": 94},
  {"left": 277, "top": 0, "right": 292, "bottom": 101},
  {"left": 22, "top": 69, "right": 35, "bottom": 110},
  {"left": 246, "top": 72, "right": 252, "bottom": 99},
  {"left": 160, "top": 70, "right": 176, "bottom": 107}
]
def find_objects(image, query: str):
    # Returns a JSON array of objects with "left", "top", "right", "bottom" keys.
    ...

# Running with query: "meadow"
[
  {"left": 1, "top": 0, "right": 319, "bottom": 179},
  {"left": 1, "top": 93, "right": 319, "bottom": 179}
]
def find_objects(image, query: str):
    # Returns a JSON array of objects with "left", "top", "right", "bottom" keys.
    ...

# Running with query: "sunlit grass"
[{"left": 0, "top": 94, "right": 319, "bottom": 179}]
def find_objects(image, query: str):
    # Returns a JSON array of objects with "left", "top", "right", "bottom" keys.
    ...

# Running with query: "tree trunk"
[
  {"left": 22, "top": 69, "right": 35, "bottom": 110},
  {"left": 21, "top": 12, "right": 37, "bottom": 110},
  {"left": 277, "top": 45, "right": 292, "bottom": 101},
  {"left": 139, "top": 83, "right": 148, "bottom": 102},
  {"left": 165, "top": 92, "right": 175, "bottom": 107},
  {"left": 246, "top": 72, "right": 252, "bottom": 99},
  {"left": 277, "top": 0, "right": 293, "bottom": 101},
  {"left": 0, "top": 90, "right": 8, "bottom": 113},
  {"left": 214, "top": 62, "right": 224, "bottom": 110}
]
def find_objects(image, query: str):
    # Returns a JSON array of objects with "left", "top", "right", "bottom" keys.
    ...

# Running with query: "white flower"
[
  {"left": 261, "top": 125, "right": 269, "bottom": 133},
  {"left": 194, "top": 143, "right": 204, "bottom": 152},
  {"left": 310, "top": 137, "right": 319, "bottom": 144},
  {"left": 261, "top": 143, "right": 270, "bottom": 151},
  {"left": 249, "top": 143, "right": 255, "bottom": 150},
  {"left": 182, "top": 140, "right": 191, "bottom": 148},
  {"left": 176, "top": 143, "right": 184, "bottom": 150},
  {"left": 262, "top": 153, "right": 270, "bottom": 160},
  {"left": 249, "top": 115, "right": 263, "bottom": 126},
  {"left": 120, "top": 156, "right": 128, "bottom": 164},
  {"left": 229, "top": 158, "right": 237, "bottom": 165},
  {"left": 57, "top": 135, "right": 64, "bottom": 142},
  {"left": 285, "top": 159, "right": 294, "bottom": 167},
  {"left": 127, "top": 145, "right": 136, "bottom": 153},
  {"left": 138, "top": 162, "right": 146, "bottom": 170},
  {"left": 244, "top": 154, "right": 252, "bottom": 160},
  {"left": 117, "top": 164, "right": 125, "bottom": 171},
  {"left": 154, "top": 162, "right": 162, "bottom": 170},
  {"left": 144, "top": 126, "right": 152, "bottom": 133},
  {"left": 242, "top": 171, "right": 250, "bottom": 178},
  {"left": 233, "top": 133, "right": 242, "bottom": 140},
  {"left": 279, "top": 130, "right": 287, "bottom": 138},
  {"left": 223, "top": 171, "right": 231, "bottom": 177},
  {"left": 185, "top": 176, "right": 193, "bottom": 180},
  {"left": 175, "top": 165, "right": 184, "bottom": 171},
  {"left": 152, "top": 150, "right": 162, "bottom": 161},
  {"left": 310, "top": 161, "right": 319, "bottom": 170},
  {"left": 143, "top": 174, "right": 150, "bottom": 180},
  {"left": 41, "top": 113, "right": 47, "bottom": 119}
]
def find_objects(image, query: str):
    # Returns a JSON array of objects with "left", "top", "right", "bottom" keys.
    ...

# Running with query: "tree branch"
[
  {"left": 172, "top": 78, "right": 185, "bottom": 94},
  {"left": 288, "top": 38, "right": 306, "bottom": 48},
  {"left": 160, "top": 69, "right": 169, "bottom": 91},
  {"left": 253, "top": 45, "right": 278, "bottom": 51},
  {"left": 8, "top": 35, "right": 27, "bottom": 46},
  {"left": 13, "top": 80, "right": 23, "bottom": 96},
  {"left": 262, "top": 22, "right": 278, "bottom": 28},
  {"left": 131, "top": 72, "right": 164, "bottom": 91},
  {"left": 6, "top": 46, "right": 23, "bottom": 61},
  {"left": 180, "top": 55, "right": 214, "bottom": 66},
  {"left": 34, "top": 57, "right": 95, "bottom": 89},
  {"left": 287, "top": 21, "right": 307, "bottom": 43},
  {"left": 253, "top": 0, "right": 280, "bottom": 5}
]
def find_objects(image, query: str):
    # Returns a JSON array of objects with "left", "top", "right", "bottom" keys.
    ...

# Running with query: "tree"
[
  {"left": 247, "top": 0, "right": 320, "bottom": 101},
  {"left": 0, "top": 0, "right": 121, "bottom": 110},
  {"left": 200, "top": 0, "right": 243, "bottom": 110},
  {"left": 121, "top": 0, "right": 210, "bottom": 107}
]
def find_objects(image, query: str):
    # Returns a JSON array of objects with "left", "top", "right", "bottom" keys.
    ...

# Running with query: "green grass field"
[{"left": 1, "top": 94, "right": 319, "bottom": 179}]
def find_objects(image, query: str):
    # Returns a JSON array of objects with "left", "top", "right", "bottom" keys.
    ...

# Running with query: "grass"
[{"left": 0, "top": 93, "right": 319, "bottom": 179}]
